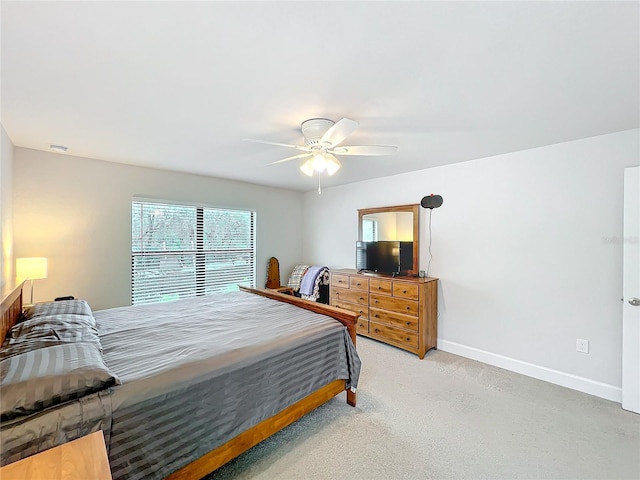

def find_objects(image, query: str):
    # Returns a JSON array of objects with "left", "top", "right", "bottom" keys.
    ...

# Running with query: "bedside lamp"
[{"left": 16, "top": 257, "right": 48, "bottom": 305}]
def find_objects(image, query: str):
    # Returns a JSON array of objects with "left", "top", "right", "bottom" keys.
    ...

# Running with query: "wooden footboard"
[{"left": 240, "top": 286, "right": 359, "bottom": 345}]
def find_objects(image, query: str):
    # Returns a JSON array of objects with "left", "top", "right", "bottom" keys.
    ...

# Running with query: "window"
[
  {"left": 362, "top": 218, "right": 378, "bottom": 242},
  {"left": 131, "top": 200, "right": 255, "bottom": 305}
]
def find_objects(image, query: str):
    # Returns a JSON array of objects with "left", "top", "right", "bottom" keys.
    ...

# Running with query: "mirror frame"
[{"left": 358, "top": 204, "right": 420, "bottom": 276}]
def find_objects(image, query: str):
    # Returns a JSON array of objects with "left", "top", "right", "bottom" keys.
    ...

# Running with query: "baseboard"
[{"left": 438, "top": 339, "right": 622, "bottom": 403}]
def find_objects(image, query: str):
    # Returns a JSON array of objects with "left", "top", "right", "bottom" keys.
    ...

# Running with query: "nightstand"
[{"left": 0, "top": 431, "right": 111, "bottom": 480}]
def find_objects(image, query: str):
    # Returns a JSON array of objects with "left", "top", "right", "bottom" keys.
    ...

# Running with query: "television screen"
[{"left": 356, "top": 241, "right": 413, "bottom": 275}]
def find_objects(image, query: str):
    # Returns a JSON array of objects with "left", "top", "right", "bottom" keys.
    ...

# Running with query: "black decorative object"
[{"left": 420, "top": 194, "right": 443, "bottom": 209}]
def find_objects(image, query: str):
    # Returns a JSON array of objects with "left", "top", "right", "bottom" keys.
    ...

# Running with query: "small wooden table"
[{"left": 0, "top": 431, "right": 112, "bottom": 480}]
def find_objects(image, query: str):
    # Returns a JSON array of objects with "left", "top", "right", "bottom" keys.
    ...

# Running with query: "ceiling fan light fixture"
[
  {"left": 300, "top": 159, "right": 314, "bottom": 176},
  {"left": 325, "top": 154, "right": 341, "bottom": 176},
  {"left": 312, "top": 153, "right": 327, "bottom": 172}
]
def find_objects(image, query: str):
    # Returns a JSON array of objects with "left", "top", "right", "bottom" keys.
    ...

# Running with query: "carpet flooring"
[{"left": 207, "top": 337, "right": 640, "bottom": 480}]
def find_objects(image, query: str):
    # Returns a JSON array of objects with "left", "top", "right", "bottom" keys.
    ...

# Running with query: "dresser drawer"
[
  {"left": 369, "top": 321, "right": 419, "bottom": 348},
  {"left": 370, "top": 278, "right": 392, "bottom": 295},
  {"left": 331, "top": 287, "right": 368, "bottom": 306},
  {"left": 356, "top": 317, "right": 369, "bottom": 334},
  {"left": 331, "top": 274, "right": 351, "bottom": 288},
  {"left": 370, "top": 293, "right": 419, "bottom": 317},
  {"left": 349, "top": 276, "right": 369, "bottom": 291},
  {"left": 392, "top": 282, "right": 419, "bottom": 300},
  {"left": 332, "top": 300, "right": 368, "bottom": 320},
  {"left": 370, "top": 307, "right": 418, "bottom": 332}
]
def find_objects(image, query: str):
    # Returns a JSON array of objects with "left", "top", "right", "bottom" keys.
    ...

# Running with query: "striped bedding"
[{"left": 1, "top": 290, "right": 360, "bottom": 479}]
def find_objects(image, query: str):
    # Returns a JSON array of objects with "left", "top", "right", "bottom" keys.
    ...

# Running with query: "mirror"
[{"left": 358, "top": 204, "right": 420, "bottom": 275}]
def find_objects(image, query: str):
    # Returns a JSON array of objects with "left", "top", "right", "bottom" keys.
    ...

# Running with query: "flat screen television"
[{"left": 356, "top": 241, "right": 413, "bottom": 275}]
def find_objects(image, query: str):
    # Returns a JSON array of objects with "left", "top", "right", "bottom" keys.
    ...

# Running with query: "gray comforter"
[{"left": 1, "top": 290, "right": 361, "bottom": 479}]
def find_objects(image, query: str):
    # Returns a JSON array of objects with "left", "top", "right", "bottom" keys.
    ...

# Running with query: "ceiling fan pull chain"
[{"left": 318, "top": 173, "right": 322, "bottom": 195}]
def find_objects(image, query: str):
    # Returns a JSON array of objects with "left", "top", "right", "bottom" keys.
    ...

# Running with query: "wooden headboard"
[{"left": 1, "top": 283, "right": 24, "bottom": 345}]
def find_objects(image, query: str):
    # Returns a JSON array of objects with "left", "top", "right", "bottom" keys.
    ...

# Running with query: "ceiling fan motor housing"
[{"left": 301, "top": 118, "right": 335, "bottom": 147}]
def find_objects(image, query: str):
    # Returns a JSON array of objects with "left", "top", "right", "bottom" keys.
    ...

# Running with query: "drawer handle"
[
  {"left": 406, "top": 306, "right": 411, "bottom": 310},
  {"left": 406, "top": 337, "right": 411, "bottom": 341},
  {"left": 377, "top": 286, "right": 382, "bottom": 290},
  {"left": 356, "top": 283, "right": 361, "bottom": 286},
  {"left": 374, "top": 314, "right": 379, "bottom": 318},
  {"left": 402, "top": 290, "right": 407, "bottom": 294},
  {"left": 374, "top": 328, "right": 380, "bottom": 333},
  {"left": 406, "top": 321, "right": 411, "bottom": 326}
]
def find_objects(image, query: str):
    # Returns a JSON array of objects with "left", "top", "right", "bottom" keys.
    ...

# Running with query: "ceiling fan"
[{"left": 244, "top": 118, "right": 398, "bottom": 180}]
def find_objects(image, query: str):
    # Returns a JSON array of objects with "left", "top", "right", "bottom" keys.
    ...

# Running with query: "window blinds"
[{"left": 131, "top": 200, "right": 255, "bottom": 305}]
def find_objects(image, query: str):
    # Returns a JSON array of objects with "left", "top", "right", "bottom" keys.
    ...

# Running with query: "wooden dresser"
[{"left": 330, "top": 269, "right": 438, "bottom": 359}]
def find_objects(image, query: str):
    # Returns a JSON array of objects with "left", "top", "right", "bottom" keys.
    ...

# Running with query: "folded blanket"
[
  {"left": 299, "top": 266, "right": 328, "bottom": 296},
  {"left": 287, "top": 264, "right": 309, "bottom": 291}
]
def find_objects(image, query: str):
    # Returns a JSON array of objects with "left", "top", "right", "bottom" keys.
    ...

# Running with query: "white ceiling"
[{"left": 2, "top": 1, "right": 638, "bottom": 192}]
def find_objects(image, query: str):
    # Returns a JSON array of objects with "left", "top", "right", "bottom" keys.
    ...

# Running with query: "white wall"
[
  {"left": 12, "top": 148, "right": 304, "bottom": 310},
  {"left": 0, "top": 126, "right": 14, "bottom": 290},
  {"left": 302, "top": 129, "right": 639, "bottom": 401}
]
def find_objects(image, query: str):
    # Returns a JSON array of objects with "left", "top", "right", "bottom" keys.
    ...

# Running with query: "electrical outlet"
[{"left": 576, "top": 338, "right": 589, "bottom": 354}]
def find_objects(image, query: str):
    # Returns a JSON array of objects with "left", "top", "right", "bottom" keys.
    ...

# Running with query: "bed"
[{"left": 0, "top": 283, "right": 360, "bottom": 479}]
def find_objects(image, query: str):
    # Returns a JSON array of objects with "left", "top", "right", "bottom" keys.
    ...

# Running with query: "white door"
[{"left": 622, "top": 166, "right": 640, "bottom": 413}]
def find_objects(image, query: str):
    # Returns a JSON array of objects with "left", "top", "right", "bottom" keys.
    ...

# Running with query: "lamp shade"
[
  {"left": 312, "top": 153, "right": 327, "bottom": 172},
  {"left": 325, "top": 154, "right": 342, "bottom": 176},
  {"left": 300, "top": 159, "right": 314, "bottom": 176},
  {"left": 16, "top": 257, "right": 48, "bottom": 281}
]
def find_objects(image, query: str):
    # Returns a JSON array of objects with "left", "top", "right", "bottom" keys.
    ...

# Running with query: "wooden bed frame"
[
  {"left": 0, "top": 282, "right": 24, "bottom": 345},
  {"left": 0, "top": 283, "right": 359, "bottom": 479}
]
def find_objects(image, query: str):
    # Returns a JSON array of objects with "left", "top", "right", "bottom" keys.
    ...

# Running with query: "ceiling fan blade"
[
  {"left": 331, "top": 145, "right": 398, "bottom": 156},
  {"left": 267, "top": 152, "right": 312, "bottom": 165},
  {"left": 320, "top": 118, "right": 359, "bottom": 146},
  {"left": 244, "top": 139, "right": 310, "bottom": 152}
]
